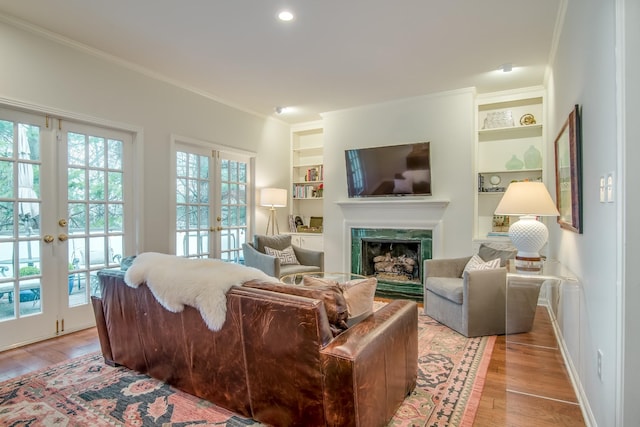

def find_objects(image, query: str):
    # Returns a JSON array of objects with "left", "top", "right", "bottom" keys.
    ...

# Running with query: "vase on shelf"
[
  {"left": 505, "top": 155, "right": 524, "bottom": 170},
  {"left": 523, "top": 145, "right": 542, "bottom": 169}
]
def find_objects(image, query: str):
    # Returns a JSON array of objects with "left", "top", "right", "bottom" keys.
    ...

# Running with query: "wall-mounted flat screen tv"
[{"left": 344, "top": 141, "right": 431, "bottom": 198}]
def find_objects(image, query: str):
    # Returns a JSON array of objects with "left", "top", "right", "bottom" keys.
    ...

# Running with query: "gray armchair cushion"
[
  {"left": 280, "top": 264, "right": 322, "bottom": 277},
  {"left": 254, "top": 234, "right": 292, "bottom": 252},
  {"left": 424, "top": 257, "right": 471, "bottom": 279},
  {"left": 425, "top": 277, "right": 463, "bottom": 304}
]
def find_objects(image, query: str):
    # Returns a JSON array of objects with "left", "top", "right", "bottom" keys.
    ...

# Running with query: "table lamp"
[
  {"left": 494, "top": 181, "right": 559, "bottom": 271},
  {"left": 260, "top": 188, "right": 287, "bottom": 235}
]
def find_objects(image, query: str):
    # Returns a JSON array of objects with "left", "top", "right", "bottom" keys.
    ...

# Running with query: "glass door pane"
[
  {"left": 66, "top": 130, "right": 126, "bottom": 306},
  {"left": 0, "top": 120, "right": 43, "bottom": 321},
  {"left": 176, "top": 150, "right": 211, "bottom": 259},
  {"left": 218, "top": 153, "right": 249, "bottom": 263}
]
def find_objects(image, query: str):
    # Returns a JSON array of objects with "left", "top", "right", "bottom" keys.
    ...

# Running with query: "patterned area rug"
[{"left": 0, "top": 311, "right": 495, "bottom": 426}]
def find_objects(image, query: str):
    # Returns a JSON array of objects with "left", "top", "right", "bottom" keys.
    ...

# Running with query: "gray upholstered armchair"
[
  {"left": 423, "top": 256, "right": 507, "bottom": 337},
  {"left": 242, "top": 234, "right": 323, "bottom": 278}
]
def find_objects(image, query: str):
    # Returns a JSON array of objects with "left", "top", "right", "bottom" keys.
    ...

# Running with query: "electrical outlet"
[{"left": 597, "top": 349, "right": 603, "bottom": 381}]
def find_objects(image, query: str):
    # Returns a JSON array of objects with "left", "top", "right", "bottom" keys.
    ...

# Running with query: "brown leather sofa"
[{"left": 92, "top": 269, "right": 418, "bottom": 427}]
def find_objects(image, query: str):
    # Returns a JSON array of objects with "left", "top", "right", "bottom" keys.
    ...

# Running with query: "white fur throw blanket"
[{"left": 124, "top": 252, "right": 279, "bottom": 331}]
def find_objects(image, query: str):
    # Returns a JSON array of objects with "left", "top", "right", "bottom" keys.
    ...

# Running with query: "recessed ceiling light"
[
  {"left": 499, "top": 63, "right": 513, "bottom": 73},
  {"left": 275, "top": 106, "right": 290, "bottom": 114},
  {"left": 278, "top": 10, "right": 294, "bottom": 21}
]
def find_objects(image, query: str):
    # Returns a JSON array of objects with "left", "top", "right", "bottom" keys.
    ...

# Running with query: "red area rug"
[{"left": 0, "top": 311, "right": 494, "bottom": 426}]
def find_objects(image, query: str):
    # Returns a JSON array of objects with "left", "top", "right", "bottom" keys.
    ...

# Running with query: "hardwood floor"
[
  {"left": 474, "top": 306, "right": 586, "bottom": 426},
  {"left": 0, "top": 306, "right": 586, "bottom": 426},
  {"left": 0, "top": 328, "right": 100, "bottom": 382}
]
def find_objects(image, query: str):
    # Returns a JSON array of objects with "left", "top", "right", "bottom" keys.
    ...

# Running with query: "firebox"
[{"left": 351, "top": 228, "right": 432, "bottom": 301}]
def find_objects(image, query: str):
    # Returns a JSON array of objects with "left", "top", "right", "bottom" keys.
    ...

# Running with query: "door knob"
[
  {"left": 43, "top": 235, "right": 54, "bottom": 243},
  {"left": 58, "top": 234, "right": 68, "bottom": 242},
  {"left": 58, "top": 219, "right": 68, "bottom": 227}
]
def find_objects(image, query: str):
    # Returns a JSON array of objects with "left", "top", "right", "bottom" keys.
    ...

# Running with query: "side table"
[{"left": 506, "top": 259, "right": 579, "bottom": 334}]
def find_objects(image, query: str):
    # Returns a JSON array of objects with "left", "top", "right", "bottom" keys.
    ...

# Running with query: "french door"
[
  {"left": 0, "top": 108, "right": 133, "bottom": 350},
  {"left": 173, "top": 139, "right": 252, "bottom": 262}
]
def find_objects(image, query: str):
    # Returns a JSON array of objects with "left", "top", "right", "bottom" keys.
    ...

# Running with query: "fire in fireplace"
[{"left": 351, "top": 228, "right": 432, "bottom": 301}]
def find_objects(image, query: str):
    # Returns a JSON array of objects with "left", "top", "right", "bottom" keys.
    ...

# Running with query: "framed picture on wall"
[{"left": 554, "top": 104, "right": 583, "bottom": 233}]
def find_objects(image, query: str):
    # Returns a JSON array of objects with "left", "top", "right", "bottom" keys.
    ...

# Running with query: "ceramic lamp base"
[{"left": 509, "top": 215, "right": 548, "bottom": 272}]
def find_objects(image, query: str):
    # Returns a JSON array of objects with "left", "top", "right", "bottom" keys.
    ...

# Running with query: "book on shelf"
[
  {"left": 304, "top": 165, "right": 323, "bottom": 182},
  {"left": 487, "top": 231, "right": 510, "bottom": 237},
  {"left": 292, "top": 183, "right": 321, "bottom": 199}
]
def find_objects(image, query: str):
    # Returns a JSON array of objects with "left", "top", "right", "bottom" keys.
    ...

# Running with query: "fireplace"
[{"left": 351, "top": 228, "right": 432, "bottom": 301}]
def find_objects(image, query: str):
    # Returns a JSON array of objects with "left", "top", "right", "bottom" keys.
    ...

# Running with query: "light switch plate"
[
  {"left": 606, "top": 172, "right": 615, "bottom": 203},
  {"left": 599, "top": 176, "right": 606, "bottom": 203}
]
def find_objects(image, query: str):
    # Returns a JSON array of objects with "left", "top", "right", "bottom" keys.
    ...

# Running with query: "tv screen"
[{"left": 344, "top": 142, "right": 431, "bottom": 198}]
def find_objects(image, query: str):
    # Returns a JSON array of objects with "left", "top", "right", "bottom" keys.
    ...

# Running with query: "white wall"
[
  {"left": 321, "top": 89, "right": 476, "bottom": 272},
  {"left": 0, "top": 20, "right": 291, "bottom": 254},
  {"left": 546, "top": 0, "right": 621, "bottom": 424},
  {"left": 621, "top": 0, "right": 640, "bottom": 424}
]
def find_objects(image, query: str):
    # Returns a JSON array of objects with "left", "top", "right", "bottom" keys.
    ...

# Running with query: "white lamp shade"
[
  {"left": 260, "top": 188, "right": 287, "bottom": 207},
  {"left": 494, "top": 181, "right": 559, "bottom": 216}
]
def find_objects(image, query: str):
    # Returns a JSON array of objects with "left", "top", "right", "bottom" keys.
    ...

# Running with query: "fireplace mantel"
[{"left": 335, "top": 198, "right": 449, "bottom": 209}]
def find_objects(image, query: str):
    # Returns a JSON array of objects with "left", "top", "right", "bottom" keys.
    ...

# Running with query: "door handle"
[
  {"left": 58, "top": 219, "right": 68, "bottom": 227},
  {"left": 43, "top": 235, "right": 54, "bottom": 243},
  {"left": 58, "top": 234, "right": 68, "bottom": 242}
]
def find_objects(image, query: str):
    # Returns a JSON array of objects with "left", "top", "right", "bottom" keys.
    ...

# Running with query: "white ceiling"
[{"left": 0, "top": 1, "right": 561, "bottom": 124}]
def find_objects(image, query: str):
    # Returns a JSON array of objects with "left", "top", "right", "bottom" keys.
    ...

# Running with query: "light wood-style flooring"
[
  {"left": 474, "top": 306, "right": 586, "bottom": 426},
  {"left": 0, "top": 306, "right": 586, "bottom": 426}
]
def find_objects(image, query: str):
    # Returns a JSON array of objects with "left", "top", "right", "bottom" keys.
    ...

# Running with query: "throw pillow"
[
  {"left": 478, "top": 243, "right": 517, "bottom": 267},
  {"left": 254, "top": 234, "right": 292, "bottom": 252},
  {"left": 303, "top": 276, "right": 377, "bottom": 323},
  {"left": 242, "top": 280, "right": 348, "bottom": 336},
  {"left": 339, "top": 277, "right": 377, "bottom": 320},
  {"left": 462, "top": 254, "right": 500, "bottom": 276},
  {"left": 264, "top": 245, "right": 300, "bottom": 265}
]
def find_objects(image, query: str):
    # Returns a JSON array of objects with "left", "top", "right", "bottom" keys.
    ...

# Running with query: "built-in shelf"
[{"left": 475, "top": 88, "right": 545, "bottom": 241}]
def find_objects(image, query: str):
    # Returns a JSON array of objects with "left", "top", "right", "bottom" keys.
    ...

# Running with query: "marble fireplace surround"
[{"left": 337, "top": 198, "right": 449, "bottom": 299}]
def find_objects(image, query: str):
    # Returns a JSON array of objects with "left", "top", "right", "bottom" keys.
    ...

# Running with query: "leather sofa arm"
[
  {"left": 320, "top": 299, "right": 418, "bottom": 426},
  {"left": 242, "top": 243, "right": 280, "bottom": 277},
  {"left": 424, "top": 256, "right": 471, "bottom": 278},
  {"left": 292, "top": 245, "right": 324, "bottom": 270}
]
